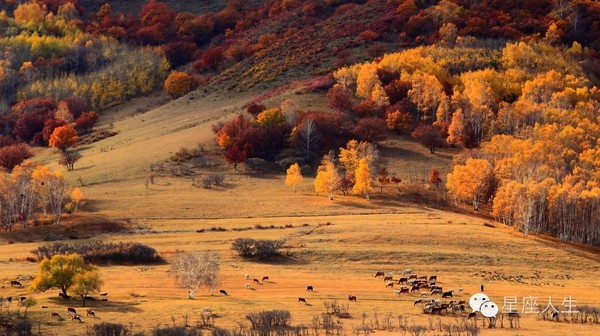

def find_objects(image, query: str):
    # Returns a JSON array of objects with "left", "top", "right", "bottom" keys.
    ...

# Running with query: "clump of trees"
[
  {"left": 31, "top": 241, "right": 160, "bottom": 265},
  {"left": 231, "top": 238, "right": 284, "bottom": 260}
]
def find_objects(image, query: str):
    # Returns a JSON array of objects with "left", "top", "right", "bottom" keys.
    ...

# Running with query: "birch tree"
[{"left": 171, "top": 251, "right": 220, "bottom": 299}]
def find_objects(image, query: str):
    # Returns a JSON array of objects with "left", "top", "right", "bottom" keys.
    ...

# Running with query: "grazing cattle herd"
[{"left": 0, "top": 269, "right": 517, "bottom": 332}]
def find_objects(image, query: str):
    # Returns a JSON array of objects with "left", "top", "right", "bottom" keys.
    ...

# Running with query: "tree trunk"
[{"left": 81, "top": 295, "right": 86, "bottom": 307}]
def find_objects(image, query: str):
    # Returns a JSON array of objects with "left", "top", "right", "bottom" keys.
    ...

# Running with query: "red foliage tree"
[
  {"left": 327, "top": 85, "right": 353, "bottom": 112},
  {"left": 384, "top": 80, "right": 411, "bottom": 104},
  {"left": 74, "top": 111, "right": 98, "bottom": 133},
  {"left": 14, "top": 112, "right": 50, "bottom": 144},
  {"left": 196, "top": 46, "right": 225, "bottom": 70},
  {"left": 0, "top": 143, "right": 32, "bottom": 170},
  {"left": 353, "top": 117, "right": 388, "bottom": 143},
  {"left": 225, "top": 145, "right": 246, "bottom": 171},
  {"left": 245, "top": 102, "right": 265, "bottom": 118},
  {"left": 411, "top": 124, "right": 445, "bottom": 154},
  {"left": 353, "top": 99, "right": 382, "bottom": 118},
  {"left": 429, "top": 168, "right": 442, "bottom": 188},
  {"left": 162, "top": 41, "right": 198, "bottom": 68}
]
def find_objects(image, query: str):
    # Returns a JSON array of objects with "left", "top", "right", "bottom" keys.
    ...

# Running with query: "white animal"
[
  {"left": 245, "top": 283, "right": 250, "bottom": 289},
  {"left": 244, "top": 274, "right": 250, "bottom": 280},
  {"left": 402, "top": 268, "right": 413, "bottom": 276}
]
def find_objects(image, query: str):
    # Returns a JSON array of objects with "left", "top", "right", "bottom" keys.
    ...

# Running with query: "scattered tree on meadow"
[
  {"left": 352, "top": 158, "right": 372, "bottom": 200},
  {"left": 314, "top": 152, "right": 339, "bottom": 200},
  {"left": 164, "top": 71, "right": 193, "bottom": 98},
  {"left": 70, "top": 187, "right": 83, "bottom": 213},
  {"left": 377, "top": 168, "right": 391, "bottom": 193},
  {"left": 411, "top": 124, "right": 445, "bottom": 154},
  {"left": 225, "top": 145, "right": 246, "bottom": 171},
  {"left": 30, "top": 254, "right": 97, "bottom": 298},
  {"left": 49, "top": 124, "right": 79, "bottom": 152},
  {"left": 429, "top": 169, "right": 442, "bottom": 188},
  {"left": 72, "top": 268, "right": 103, "bottom": 307},
  {"left": 285, "top": 163, "right": 303, "bottom": 193},
  {"left": 58, "top": 150, "right": 82, "bottom": 171},
  {"left": 170, "top": 251, "right": 220, "bottom": 299}
]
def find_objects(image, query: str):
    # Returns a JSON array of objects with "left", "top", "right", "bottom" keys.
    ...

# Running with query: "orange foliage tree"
[
  {"left": 49, "top": 125, "right": 79, "bottom": 152},
  {"left": 164, "top": 71, "right": 193, "bottom": 98}
]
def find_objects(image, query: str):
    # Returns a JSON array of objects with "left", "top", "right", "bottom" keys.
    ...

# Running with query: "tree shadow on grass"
[{"left": 47, "top": 297, "right": 144, "bottom": 313}]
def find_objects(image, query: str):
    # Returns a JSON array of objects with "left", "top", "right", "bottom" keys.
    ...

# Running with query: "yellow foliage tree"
[
  {"left": 314, "top": 153, "right": 339, "bottom": 200},
  {"left": 72, "top": 269, "right": 103, "bottom": 307},
  {"left": 446, "top": 158, "right": 492, "bottom": 210},
  {"left": 14, "top": 2, "right": 47, "bottom": 25},
  {"left": 71, "top": 187, "right": 83, "bottom": 213},
  {"left": 352, "top": 158, "right": 372, "bottom": 200},
  {"left": 285, "top": 163, "right": 303, "bottom": 192},
  {"left": 256, "top": 108, "right": 285, "bottom": 127},
  {"left": 32, "top": 166, "right": 67, "bottom": 224},
  {"left": 164, "top": 71, "right": 193, "bottom": 98},
  {"left": 356, "top": 63, "right": 381, "bottom": 99},
  {"left": 30, "top": 254, "right": 95, "bottom": 298}
]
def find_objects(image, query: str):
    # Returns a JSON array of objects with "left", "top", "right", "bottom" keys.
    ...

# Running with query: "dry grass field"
[{"left": 1, "top": 89, "right": 599, "bottom": 335}]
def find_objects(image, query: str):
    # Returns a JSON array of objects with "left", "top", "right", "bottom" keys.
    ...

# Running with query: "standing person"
[{"left": 481, "top": 284, "right": 484, "bottom": 292}]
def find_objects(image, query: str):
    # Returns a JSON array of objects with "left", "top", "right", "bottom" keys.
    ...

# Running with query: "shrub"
[
  {"left": 31, "top": 241, "right": 160, "bottom": 265},
  {"left": 201, "top": 173, "right": 225, "bottom": 189},
  {"left": 231, "top": 238, "right": 284, "bottom": 260},
  {"left": 0, "top": 143, "right": 33, "bottom": 170},
  {"left": 152, "top": 326, "right": 199, "bottom": 336},
  {"left": 246, "top": 310, "right": 291, "bottom": 329},
  {"left": 165, "top": 71, "right": 193, "bottom": 98},
  {"left": 90, "top": 322, "right": 131, "bottom": 336}
]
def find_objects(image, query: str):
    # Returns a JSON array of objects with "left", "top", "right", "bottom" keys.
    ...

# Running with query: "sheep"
[
  {"left": 245, "top": 283, "right": 250, "bottom": 289},
  {"left": 401, "top": 268, "right": 412, "bottom": 276},
  {"left": 419, "top": 292, "right": 430, "bottom": 297},
  {"left": 458, "top": 287, "right": 464, "bottom": 293},
  {"left": 245, "top": 274, "right": 250, "bottom": 280},
  {"left": 383, "top": 275, "right": 393, "bottom": 282},
  {"left": 385, "top": 281, "right": 395, "bottom": 288}
]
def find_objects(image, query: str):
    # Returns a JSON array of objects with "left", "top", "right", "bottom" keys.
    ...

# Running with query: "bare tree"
[
  {"left": 58, "top": 150, "right": 82, "bottom": 171},
  {"left": 170, "top": 251, "right": 220, "bottom": 299},
  {"left": 297, "top": 118, "right": 321, "bottom": 159}
]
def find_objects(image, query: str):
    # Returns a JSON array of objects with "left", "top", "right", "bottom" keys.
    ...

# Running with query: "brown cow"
[
  {"left": 51, "top": 312, "right": 61, "bottom": 319},
  {"left": 348, "top": 295, "right": 357, "bottom": 302},
  {"left": 67, "top": 307, "right": 77, "bottom": 315},
  {"left": 298, "top": 297, "right": 307, "bottom": 304},
  {"left": 86, "top": 310, "right": 95, "bottom": 317},
  {"left": 10, "top": 280, "right": 22, "bottom": 287},
  {"left": 374, "top": 271, "right": 385, "bottom": 278}
]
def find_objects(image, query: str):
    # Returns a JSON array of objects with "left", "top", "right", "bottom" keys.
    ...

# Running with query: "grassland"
[{"left": 1, "top": 89, "right": 599, "bottom": 335}]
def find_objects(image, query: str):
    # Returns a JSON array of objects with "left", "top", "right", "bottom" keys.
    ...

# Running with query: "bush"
[
  {"left": 152, "top": 326, "right": 199, "bottom": 336},
  {"left": 202, "top": 173, "right": 225, "bottom": 188},
  {"left": 231, "top": 238, "right": 284, "bottom": 260},
  {"left": 90, "top": 322, "right": 131, "bottom": 336},
  {"left": 246, "top": 310, "right": 291, "bottom": 329},
  {"left": 31, "top": 241, "right": 160, "bottom": 265},
  {"left": 165, "top": 71, "right": 193, "bottom": 98}
]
